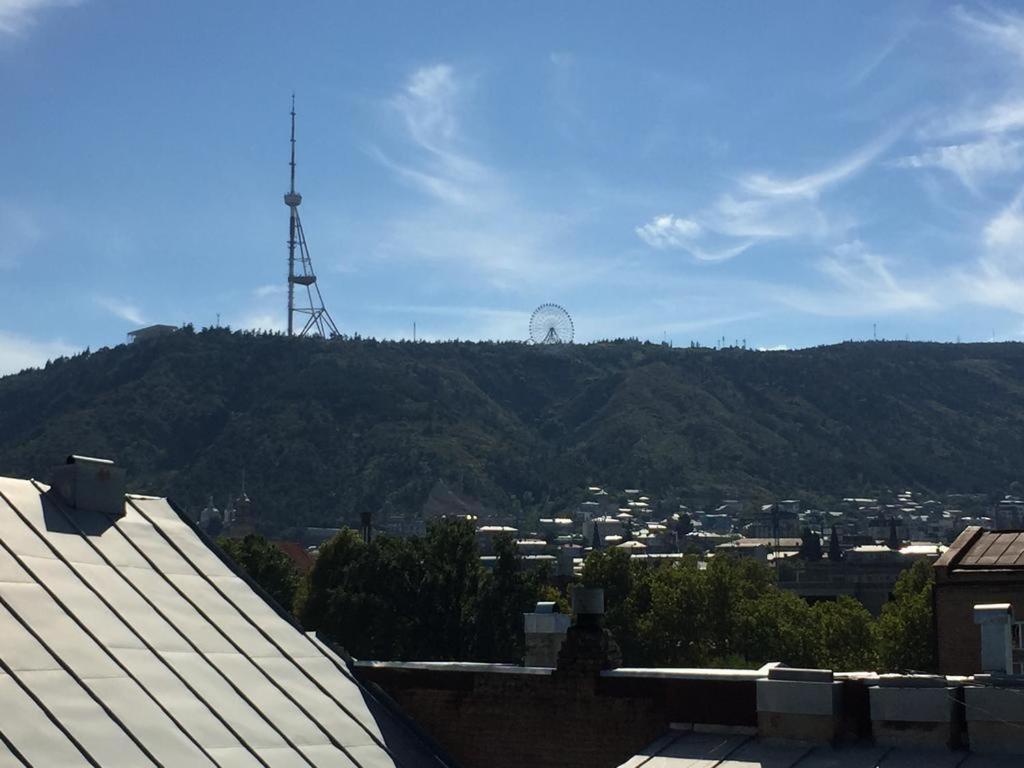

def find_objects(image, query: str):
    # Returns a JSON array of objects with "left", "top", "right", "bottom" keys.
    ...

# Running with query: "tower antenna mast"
[{"left": 284, "top": 95, "right": 340, "bottom": 338}]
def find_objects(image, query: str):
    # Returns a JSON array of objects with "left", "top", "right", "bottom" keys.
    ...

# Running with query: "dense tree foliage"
[
  {"left": 217, "top": 534, "right": 301, "bottom": 612},
  {"left": 875, "top": 560, "right": 936, "bottom": 672},
  {"left": 297, "top": 520, "right": 548, "bottom": 662},
  {"left": 582, "top": 550, "right": 933, "bottom": 672},
  {"left": 219, "top": 528, "right": 936, "bottom": 671},
  {"left": 3, "top": 331, "right": 1024, "bottom": 533}
]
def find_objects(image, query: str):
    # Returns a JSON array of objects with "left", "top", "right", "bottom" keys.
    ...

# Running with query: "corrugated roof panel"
[
  {"left": 0, "top": 494, "right": 61, "bottom": 561},
  {"left": 0, "top": 544, "right": 33, "bottom": 585},
  {"left": 345, "top": 744, "right": 402, "bottom": 768},
  {"left": 71, "top": 565, "right": 198, "bottom": 655},
  {"left": 207, "top": 652, "right": 332, "bottom": 747},
  {"left": 256, "top": 746, "right": 325, "bottom": 768},
  {"left": 290, "top": 656, "right": 387, "bottom": 743},
  {"left": 977, "top": 533, "right": 1017, "bottom": 566},
  {"left": 953, "top": 531, "right": 1024, "bottom": 570},
  {"left": 114, "top": 647, "right": 244, "bottom": 750},
  {"left": 0, "top": 480, "right": 106, "bottom": 566},
  {"left": 165, "top": 571, "right": 279, "bottom": 658},
  {"left": 131, "top": 496, "right": 232, "bottom": 572},
  {"left": 960, "top": 532, "right": 997, "bottom": 565},
  {"left": 254, "top": 656, "right": 378, "bottom": 749},
  {"left": 159, "top": 650, "right": 291, "bottom": 751},
  {"left": 17, "top": 668, "right": 156, "bottom": 767},
  {"left": 0, "top": 740, "right": 25, "bottom": 768},
  {"left": 622, "top": 734, "right": 1017, "bottom": 768},
  {"left": 0, "top": 600, "right": 62, "bottom": 673},
  {"left": 116, "top": 509, "right": 201, "bottom": 575},
  {"left": 0, "top": 477, "right": 445, "bottom": 767},
  {"left": 0, "top": 582, "right": 122, "bottom": 679},
  {"left": 85, "top": 676, "right": 215, "bottom": 766},
  {"left": 0, "top": 673, "right": 90, "bottom": 767},
  {"left": 301, "top": 744, "right": 366, "bottom": 768},
  {"left": 16, "top": 556, "right": 150, "bottom": 651},
  {"left": 631, "top": 730, "right": 751, "bottom": 766},
  {"left": 212, "top": 574, "right": 316, "bottom": 657},
  {"left": 206, "top": 745, "right": 269, "bottom": 768}
]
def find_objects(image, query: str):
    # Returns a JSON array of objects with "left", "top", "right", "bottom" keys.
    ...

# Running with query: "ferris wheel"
[{"left": 529, "top": 304, "right": 574, "bottom": 344}]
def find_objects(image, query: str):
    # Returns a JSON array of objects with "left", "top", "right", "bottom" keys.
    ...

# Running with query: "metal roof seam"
[
  {"left": 163, "top": 495, "right": 450, "bottom": 766},
  {"left": 18, "top": 482, "right": 293, "bottom": 768},
  {"left": 0, "top": 590, "right": 164, "bottom": 767},
  {"left": 0, "top": 492, "right": 225, "bottom": 768},
  {"left": 0, "top": 655, "right": 103, "bottom": 768},
  {"left": 94, "top": 498, "right": 354, "bottom": 767},
  {"left": 0, "top": 728, "right": 30, "bottom": 768},
  {"left": 130, "top": 497, "right": 405, "bottom": 766}
]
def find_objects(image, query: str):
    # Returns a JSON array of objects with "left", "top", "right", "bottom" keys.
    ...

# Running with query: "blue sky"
[{"left": 3, "top": 1, "right": 1024, "bottom": 373}]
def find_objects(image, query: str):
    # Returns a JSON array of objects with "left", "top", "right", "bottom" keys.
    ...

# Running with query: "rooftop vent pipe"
[{"left": 49, "top": 455, "right": 126, "bottom": 519}]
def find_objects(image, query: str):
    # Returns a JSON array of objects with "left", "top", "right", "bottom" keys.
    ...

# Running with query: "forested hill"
[{"left": 2, "top": 328, "right": 1024, "bottom": 532}]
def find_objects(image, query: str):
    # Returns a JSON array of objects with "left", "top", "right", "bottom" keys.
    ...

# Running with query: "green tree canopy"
[
  {"left": 875, "top": 559, "right": 936, "bottom": 672},
  {"left": 218, "top": 534, "right": 301, "bottom": 612}
]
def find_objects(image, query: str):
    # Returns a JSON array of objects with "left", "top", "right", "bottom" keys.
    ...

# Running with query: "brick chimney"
[
  {"left": 49, "top": 455, "right": 126, "bottom": 518},
  {"left": 555, "top": 587, "right": 622, "bottom": 675}
]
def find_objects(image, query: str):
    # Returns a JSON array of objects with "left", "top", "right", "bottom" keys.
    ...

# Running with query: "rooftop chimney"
[
  {"left": 49, "top": 455, "right": 126, "bottom": 518},
  {"left": 523, "top": 601, "right": 571, "bottom": 668},
  {"left": 555, "top": 587, "right": 621, "bottom": 675}
]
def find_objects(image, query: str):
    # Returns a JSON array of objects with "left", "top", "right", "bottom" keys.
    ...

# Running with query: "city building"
[{"left": 935, "top": 526, "right": 1024, "bottom": 675}]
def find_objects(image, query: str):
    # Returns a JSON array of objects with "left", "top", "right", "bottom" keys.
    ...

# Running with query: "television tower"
[{"left": 285, "top": 95, "right": 340, "bottom": 338}]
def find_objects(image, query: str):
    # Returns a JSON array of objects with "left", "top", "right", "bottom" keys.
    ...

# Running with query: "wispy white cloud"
[
  {"left": 635, "top": 214, "right": 700, "bottom": 247},
  {"left": 926, "top": 7, "right": 1024, "bottom": 139},
  {"left": 635, "top": 213, "right": 754, "bottom": 262},
  {"left": 373, "top": 63, "right": 593, "bottom": 289},
  {"left": 0, "top": 0, "right": 81, "bottom": 37},
  {"left": 777, "top": 241, "right": 938, "bottom": 317},
  {"left": 848, "top": 24, "right": 912, "bottom": 88},
  {"left": 378, "top": 63, "right": 492, "bottom": 209},
  {"left": 740, "top": 130, "right": 900, "bottom": 198},
  {"left": 983, "top": 187, "right": 1024, "bottom": 251},
  {"left": 0, "top": 330, "right": 77, "bottom": 377},
  {"left": 953, "top": 4, "right": 1024, "bottom": 62},
  {"left": 894, "top": 137, "right": 1024, "bottom": 192},
  {"left": 635, "top": 132, "right": 895, "bottom": 262},
  {"left": 94, "top": 297, "right": 145, "bottom": 325}
]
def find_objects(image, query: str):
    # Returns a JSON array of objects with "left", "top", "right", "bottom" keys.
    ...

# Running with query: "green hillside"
[{"left": 1, "top": 328, "right": 1023, "bottom": 533}]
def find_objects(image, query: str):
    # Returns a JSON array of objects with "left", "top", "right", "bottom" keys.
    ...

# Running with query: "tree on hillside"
[
  {"left": 218, "top": 534, "right": 300, "bottom": 612},
  {"left": 875, "top": 560, "right": 936, "bottom": 672}
]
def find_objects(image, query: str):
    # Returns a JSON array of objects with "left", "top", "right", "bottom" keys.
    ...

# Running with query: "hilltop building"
[{"left": 126, "top": 323, "right": 178, "bottom": 343}]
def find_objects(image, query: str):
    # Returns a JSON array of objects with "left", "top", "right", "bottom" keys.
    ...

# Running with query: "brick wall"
[
  {"left": 356, "top": 665, "right": 758, "bottom": 768},
  {"left": 935, "top": 580, "right": 1024, "bottom": 675}
]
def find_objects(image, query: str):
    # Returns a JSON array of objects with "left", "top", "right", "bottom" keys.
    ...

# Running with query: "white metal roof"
[
  {"left": 620, "top": 727, "right": 1018, "bottom": 767},
  {"left": 0, "top": 476, "right": 446, "bottom": 768}
]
